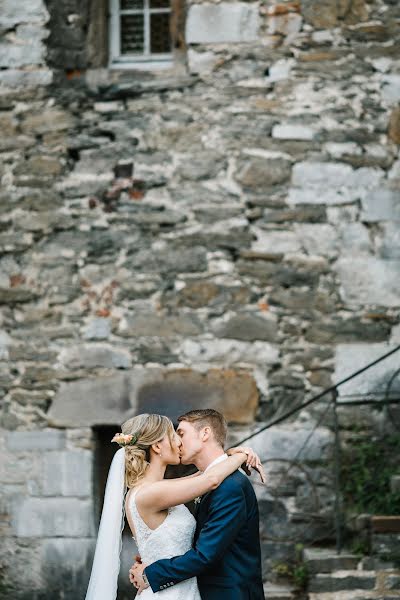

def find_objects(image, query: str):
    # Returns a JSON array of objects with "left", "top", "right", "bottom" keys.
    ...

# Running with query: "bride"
[{"left": 85, "top": 413, "right": 264, "bottom": 600}]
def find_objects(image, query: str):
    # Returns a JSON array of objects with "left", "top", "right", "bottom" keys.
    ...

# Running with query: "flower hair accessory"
[{"left": 111, "top": 432, "right": 139, "bottom": 447}]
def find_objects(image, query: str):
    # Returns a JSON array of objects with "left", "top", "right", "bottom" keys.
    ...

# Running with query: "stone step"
[
  {"left": 303, "top": 547, "right": 360, "bottom": 573},
  {"left": 263, "top": 582, "right": 296, "bottom": 599},
  {"left": 309, "top": 570, "right": 377, "bottom": 593},
  {"left": 308, "top": 592, "right": 398, "bottom": 600},
  {"left": 360, "top": 556, "right": 397, "bottom": 571}
]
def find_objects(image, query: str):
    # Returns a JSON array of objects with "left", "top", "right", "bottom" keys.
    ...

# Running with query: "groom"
[{"left": 130, "top": 408, "right": 265, "bottom": 599}]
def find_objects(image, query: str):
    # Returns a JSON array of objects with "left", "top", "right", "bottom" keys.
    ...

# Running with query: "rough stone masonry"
[{"left": 0, "top": 0, "right": 399, "bottom": 598}]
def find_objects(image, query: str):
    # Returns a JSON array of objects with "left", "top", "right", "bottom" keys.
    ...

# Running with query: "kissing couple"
[{"left": 85, "top": 408, "right": 266, "bottom": 600}]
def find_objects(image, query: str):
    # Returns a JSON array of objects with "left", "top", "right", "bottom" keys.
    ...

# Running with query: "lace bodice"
[
  {"left": 128, "top": 490, "right": 196, "bottom": 563},
  {"left": 127, "top": 490, "right": 201, "bottom": 599}
]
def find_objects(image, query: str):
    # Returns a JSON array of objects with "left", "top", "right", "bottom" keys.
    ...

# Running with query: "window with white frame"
[{"left": 109, "top": 0, "right": 173, "bottom": 67}]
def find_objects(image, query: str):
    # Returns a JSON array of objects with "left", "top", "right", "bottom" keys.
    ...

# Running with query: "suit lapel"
[
  {"left": 194, "top": 487, "right": 212, "bottom": 514},
  {"left": 199, "top": 490, "right": 213, "bottom": 506}
]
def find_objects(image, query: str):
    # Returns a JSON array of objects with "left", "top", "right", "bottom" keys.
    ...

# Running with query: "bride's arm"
[
  {"left": 180, "top": 470, "right": 201, "bottom": 479},
  {"left": 136, "top": 453, "right": 246, "bottom": 512}
]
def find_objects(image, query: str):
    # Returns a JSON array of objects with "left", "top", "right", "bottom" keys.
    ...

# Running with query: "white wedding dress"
[{"left": 128, "top": 490, "right": 201, "bottom": 599}]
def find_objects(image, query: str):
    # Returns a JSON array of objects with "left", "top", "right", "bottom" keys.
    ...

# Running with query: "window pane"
[
  {"left": 121, "top": 0, "right": 143, "bottom": 9},
  {"left": 150, "top": 12, "right": 170, "bottom": 53},
  {"left": 150, "top": 0, "right": 170, "bottom": 7},
  {"left": 121, "top": 14, "right": 144, "bottom": 54}
]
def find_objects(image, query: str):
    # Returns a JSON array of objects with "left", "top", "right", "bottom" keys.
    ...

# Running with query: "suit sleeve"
[{"left": 145, "top": 479, "right": 246, "bottom": 593}]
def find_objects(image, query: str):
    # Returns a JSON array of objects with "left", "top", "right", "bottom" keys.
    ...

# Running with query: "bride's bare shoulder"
[{"left": 131, "top": 482, "right": 159, "bottom": 507}]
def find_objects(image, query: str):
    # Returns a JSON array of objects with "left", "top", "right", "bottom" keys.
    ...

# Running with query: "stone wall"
[
  {"left": 0, "top": 0, "right": 399, "bottom": 597},
  {"left": 0, "top": 0, "right": 52, "bottom": 90}
]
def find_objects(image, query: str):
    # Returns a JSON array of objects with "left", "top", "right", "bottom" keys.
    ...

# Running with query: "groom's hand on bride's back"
[
  {"left": 129, "top": 554, "right": 142, "bottom": 585},
  {"left": 130, "top": 561, "right": 149, "bottom": 594}
]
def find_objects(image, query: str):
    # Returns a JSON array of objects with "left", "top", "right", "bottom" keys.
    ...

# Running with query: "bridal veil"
[{"left": 85, "top": 447, "right": 126, "bottom": 600}]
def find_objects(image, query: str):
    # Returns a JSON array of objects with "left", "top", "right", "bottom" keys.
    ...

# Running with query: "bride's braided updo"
[{"left": 121, "top": 413, "right": 175, "bottom": 488}]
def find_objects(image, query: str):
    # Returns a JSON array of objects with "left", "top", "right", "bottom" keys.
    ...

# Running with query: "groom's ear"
[{"left": 201, "top": 426, "right": 212, "bottom": 442}]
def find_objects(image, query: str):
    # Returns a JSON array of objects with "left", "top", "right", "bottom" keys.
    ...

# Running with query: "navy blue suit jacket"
[{"left": 145, "top": 470, "right": 264, "bottom": 600}]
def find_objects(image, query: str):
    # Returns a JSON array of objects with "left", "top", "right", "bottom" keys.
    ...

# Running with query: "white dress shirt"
[{"left": 203, "top": 453, "right": 228, "bottom": 472}]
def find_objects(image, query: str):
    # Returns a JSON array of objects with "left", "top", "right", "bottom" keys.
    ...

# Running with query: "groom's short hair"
[{"left": 178, "top": 409, "right": 227, "bottom": 448}]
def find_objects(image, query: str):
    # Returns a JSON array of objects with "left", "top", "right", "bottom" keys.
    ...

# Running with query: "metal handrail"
[
  {"left": 236, "top": 344, "right": 400, "bottom": 445},
  {"left": 232, "top": 343, "right": 400, "bottom": 554}
]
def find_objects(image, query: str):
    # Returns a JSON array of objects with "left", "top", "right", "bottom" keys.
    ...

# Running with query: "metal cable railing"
[
  {"left": 236, "top": 344, "right": 400, "bottom": 445},
  {"left": 231, "top": 344, "right": 400, "bottom": 553}
]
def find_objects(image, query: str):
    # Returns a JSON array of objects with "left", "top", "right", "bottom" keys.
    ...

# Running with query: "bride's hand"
[
  {"left": 227, "top": 446, "right": 266, "bottom": 483},
  {"left": 227, "top": 446, "right": 259, "bottom": 468},
  {"left": 252, "top": 462, "right": 267, "bottom": 484}
]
